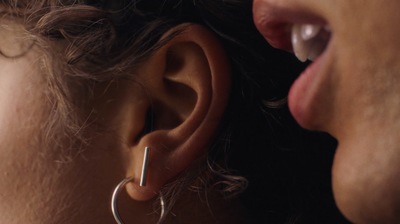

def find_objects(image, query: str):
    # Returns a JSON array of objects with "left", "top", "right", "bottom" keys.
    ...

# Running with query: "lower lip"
[{"left": 287, "top": 50, "right": 329, "bottom": 129}]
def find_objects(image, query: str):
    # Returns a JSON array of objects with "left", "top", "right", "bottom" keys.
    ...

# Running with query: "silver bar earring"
[
  {"left": 111, "top": 146, "right": 165, "bottom": 224},
  {"left": 140, "top": 146, "right": 150, "bottom": 187}
]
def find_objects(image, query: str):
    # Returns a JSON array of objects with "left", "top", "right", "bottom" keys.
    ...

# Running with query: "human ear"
[{"left": 121, "top": 23, "right": 231, "bottom": 201}]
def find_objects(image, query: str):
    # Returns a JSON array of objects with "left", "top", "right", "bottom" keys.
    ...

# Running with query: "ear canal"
[
  {"left": 121, "top": 24, "right": 231, "bottom": 202},
  {"left": 135, "top": 106, "right": 154, "bottom": 142}
]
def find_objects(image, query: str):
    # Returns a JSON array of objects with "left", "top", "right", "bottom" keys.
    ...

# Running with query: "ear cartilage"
[{"left": 140, "top": 146, "right": 150, "bottom": 187}]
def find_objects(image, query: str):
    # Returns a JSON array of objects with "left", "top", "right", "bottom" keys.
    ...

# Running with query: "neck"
[{"left": 165, "top": 190, "right": 247, "bottom": 223}]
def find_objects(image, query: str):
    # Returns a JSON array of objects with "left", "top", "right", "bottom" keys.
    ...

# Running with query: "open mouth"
[
  {"left": 258, "top": 21, "right": 332, "bottom": 63},
  {"left": 253, "top": 1, "right": 334, "bottom": 128},
  {"left": 253, "top": 2, "right": 332, "bottom": 63},
  {"left": 291, "top": 24, "right": 331, "bottom": 62}
]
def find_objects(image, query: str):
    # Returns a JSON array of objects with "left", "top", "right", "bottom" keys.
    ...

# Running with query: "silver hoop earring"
[{"left": 111, "top": 147, "right": 165, "bottom": 224}]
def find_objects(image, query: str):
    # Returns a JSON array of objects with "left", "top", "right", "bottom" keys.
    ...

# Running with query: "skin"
[
  {"left": 253, "top": 0, "right": 400, "bottom": 223},
  {"left": 0, "top": 37, "right": 151, "bottom": 223},
  {"left": 0, "top": 19, "right": 244, "bottom": 223},
  {"left": 0, "top": 19, "right": 143, "bottom": 223}
]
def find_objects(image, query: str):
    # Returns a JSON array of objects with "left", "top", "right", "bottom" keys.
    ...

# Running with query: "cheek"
[
  {"left": 327, "top": 13, "right": 400, "bottom": 136},
  {"left": 0, "top": 55, "right": 47, "bottom": 165},
  {"left": 0, "top": 54, "right": 121, "bottom": 223},
  {"left": 330, "top": 18, "right": 400, "bottom": 223},
  {"left": 323, "top": 2, "right": 400, "bottom": 223},
  {"left": 0, "top": 55, "right": 52, "bottom": 222}
]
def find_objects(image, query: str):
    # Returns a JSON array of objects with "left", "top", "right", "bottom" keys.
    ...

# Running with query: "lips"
[
  {"left": 253, "top": 1, "right": 328, "bottom": 50},
  {"left": 253, "top": 1, "right": 331, "bottom": 61},
  {"left": 253, "top": 0, "right": 333, "bottom": 129}
]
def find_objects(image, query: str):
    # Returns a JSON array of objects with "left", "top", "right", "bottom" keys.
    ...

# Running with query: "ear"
[{"left": 121, "top": 23, "right": 231, "bottom": 201}]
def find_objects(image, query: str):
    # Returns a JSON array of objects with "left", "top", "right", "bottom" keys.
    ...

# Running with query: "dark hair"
[{"left": 0, "top": 0, "right": 348, "bottom": 223}]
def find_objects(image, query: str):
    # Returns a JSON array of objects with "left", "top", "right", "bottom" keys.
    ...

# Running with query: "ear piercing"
[
  {"left": 111, "top": 147, "right": 165, "bottom": 224},
  {"left": 140, "top": 146, "right": 150, "bottom": 187}
]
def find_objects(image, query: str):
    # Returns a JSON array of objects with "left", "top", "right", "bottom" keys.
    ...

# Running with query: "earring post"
[{"left": 140, "top": 146, "right": 150, "bottom": 187}]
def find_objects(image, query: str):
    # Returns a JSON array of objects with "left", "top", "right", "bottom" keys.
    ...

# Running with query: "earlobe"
[{"left": 122, "top": 23, "right": 231, "bottom": 201}]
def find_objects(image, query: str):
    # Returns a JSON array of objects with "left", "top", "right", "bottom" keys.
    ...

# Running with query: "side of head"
[
  {"left": 0, "top": 1, "right": 258, "bottom": 223},
  {"left": 0, "top": 0, "right": 338, "bottom": 223}
]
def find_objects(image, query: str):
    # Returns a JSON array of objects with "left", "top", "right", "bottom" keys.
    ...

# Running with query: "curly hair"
[{"left": 0, "top": 0, "right": 346, "bottom": 223}]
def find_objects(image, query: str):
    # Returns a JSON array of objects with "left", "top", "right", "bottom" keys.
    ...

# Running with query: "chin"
[
  {"left": 334, "top": 186, "right": 400, "bottom": 224},
  {"left": 332, "top": 144, "right": 400, "bottom": 224}
]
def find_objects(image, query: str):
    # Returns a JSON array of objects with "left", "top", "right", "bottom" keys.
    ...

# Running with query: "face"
[
  {"left": 0, "top": 21, "right": 154, "bottom": 224},
  {"left": 0, "top": 47, "right": 116, "bottom": 224},
  {"left": 254, "top": 0, "right": 400, "bottom": 223}
]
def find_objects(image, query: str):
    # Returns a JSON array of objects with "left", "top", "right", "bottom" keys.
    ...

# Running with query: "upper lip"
[{"left": 253, "top": 0, "right": 327, "bottom": 52}]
